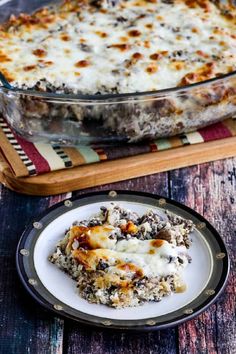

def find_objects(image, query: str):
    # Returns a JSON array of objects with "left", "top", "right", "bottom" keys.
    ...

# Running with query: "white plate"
[{"left": 16, "top": 191, "right": 229, "bottom": 330}]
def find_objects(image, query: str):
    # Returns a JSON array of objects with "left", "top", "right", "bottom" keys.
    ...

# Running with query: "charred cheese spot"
[
  {"left": 75, "top": 60, "right": 90, "bottom": 68},
  {"left": 143, "top": 40, "right": 151, "bottom": 48},
  {"left": 38, "top": 60, "right": 54, "bottom": 66},
  {"left": 151, "top": 239, "right": 165, "bottom": 248},
  {"left": 160, "top": 51, "right": 169, "bottom": 56},
  {"left": 128, "top": 29, "right": 141, "bottom": 37},
  {"left": 32, "top": 49, "right": 47, "bottom": 57},
  {"left": 60, "top": 34, "right": 71, "bottom": 41},
  {"left": 99, "top": 8, "right": 108, "bottom": 14},
  {"left": 0, "top": 53, "right": 11, "bottom": 62},
  {"left": 108, "top": 44, "right": 131, "bottom": 51},
  {"left": 150, "top": 53, "right": 161, "bottom": 60},
  {"left": 132, "top": 52, "right": 143, "bottom": 60},
  {"left": 95, "top": 31, "right": 108, "bottom": 38},
  {"left": 66, "top": 225, "right": 116, "bottom": 254},
  {"left": 117, "top": 262, "right": 144, "bottom": 277},
  {"left": 146, "top": 64, "right": 158, "bottom": 73},
  {"left": 170, "top": 61, "right": 186, "bottom": 70},
  {"left": 119, "top": 36, "right": 128, "bottom": 42},
  {"left": 196, "top": 50, "right": 209, "bottom": 58},
  {"left": 23, "top": 65, "right": 37, "bottom": 71},
  {"left": 185, "top": 0, "right": 210, "bottom": 11},
  {"left": 219, "top": 41, "right": 226, "bottom": 46}
]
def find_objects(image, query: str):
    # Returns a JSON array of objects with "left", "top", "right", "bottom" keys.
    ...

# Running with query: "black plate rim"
[{"left": 16, "top": 190, "right": 230, "bottom": 331}]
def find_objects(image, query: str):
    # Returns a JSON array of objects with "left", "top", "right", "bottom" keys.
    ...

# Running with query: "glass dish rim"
[{"left": 0, "top": 70, "right": 236, "bottom": 103}]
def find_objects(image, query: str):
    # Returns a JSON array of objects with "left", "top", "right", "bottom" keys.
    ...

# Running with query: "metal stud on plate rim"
[
  {"left": 54, "top": 304, "right": 63, "bottom": 311},
  {"left": 64, "top": 200, "right": 73, "bottom": 207},
  {"left": 146, "top": 320, "right": 156, "bottom": 326},
  {"left": 216, "top": 252, "right": 226, "bottom": 259},
  {"left": 183, "top": 308, "right": 194, "bottom": 315},
  {"left": 197, "top": 222, "right": 206, "bottom": 230},
  {"left": 33, "top": 221, "right": 43, "bottom": 230},
  {"left": 109, "top": 191, "right": 117, "bottom": 198},
  {"left": 158, "top": 198, "right": 166, "bottom": 206},
  {"left": 20, "top": 249, "right": 29, "bottom": 256},
  {"left": 205, "top": 289, "right": 215, "bottom": 296},
  {"left": 102, "top": 320, "right": 112, "bottom": 326},
  {"left": 28, "top": 278, "right": 38, "bottom": 286}
]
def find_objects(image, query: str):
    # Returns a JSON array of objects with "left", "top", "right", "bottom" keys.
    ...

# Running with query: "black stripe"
[
  {"left": 65, "top": 161, "right": 73, "bottom": 167},
  {"left": 29, "top": 169, "right": 37, "bottom": 176},
  {"left": 24, "top": 162, "right": 34, "bottom": 167}
]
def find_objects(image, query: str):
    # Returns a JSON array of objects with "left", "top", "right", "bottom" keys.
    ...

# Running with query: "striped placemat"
[{"left": 0, "top": 116, "right": 235, "bottom": 178}]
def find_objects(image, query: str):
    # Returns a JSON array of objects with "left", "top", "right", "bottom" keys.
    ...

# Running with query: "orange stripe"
[
  {"left": 169, "top": 136, "right": 183, "bottom": 147},
  {"left": 98, "top": 153, "right": 108, "bottom": 161},
  {"left": 223, "top": 118, "right": 236, "bottom": 136},
  {"left": 63, "top": 147, "right": 86, "bottom": 166},
  {"left": 94, "top": 148, "right": 107, "bottom": 161}
]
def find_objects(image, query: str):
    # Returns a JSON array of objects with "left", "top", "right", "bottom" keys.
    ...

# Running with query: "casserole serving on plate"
[{"left": 0, "top": 0, "right": 235, "bottom": 145}]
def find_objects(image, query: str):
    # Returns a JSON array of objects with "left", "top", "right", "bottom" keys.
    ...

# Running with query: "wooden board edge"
[{"left": 1, "top": 136, "right": 236, "bottom": 196}]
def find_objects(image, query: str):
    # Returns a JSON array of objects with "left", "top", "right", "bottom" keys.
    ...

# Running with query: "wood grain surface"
[{"left": 0, "top": 158, "right": 235, "bottom": 354}]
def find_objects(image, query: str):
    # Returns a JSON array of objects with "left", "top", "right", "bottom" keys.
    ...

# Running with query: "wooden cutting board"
[{"left": 0, "top": 136, "right": 236, "bottom": 196}]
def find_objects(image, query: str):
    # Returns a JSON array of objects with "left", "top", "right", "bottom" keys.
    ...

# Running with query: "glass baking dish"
[{"left": 0, "top": 0, "right": 236, "bottom": 146}]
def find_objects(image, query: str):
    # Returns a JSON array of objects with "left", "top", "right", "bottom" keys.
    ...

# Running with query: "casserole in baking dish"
[{"left": 0, "top": 0, "right": 235, "bottom": 145}]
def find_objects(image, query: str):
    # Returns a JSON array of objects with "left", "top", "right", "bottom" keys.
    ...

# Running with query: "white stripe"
[
  {"left": 16, "top": 151, "right": 26, "bottom": 156},
  {"left": 7, "top": 134, "right": 15, "bottom": 138},
  {"left": 34, "top": 143, "right": 65, "bottom": 170},
  {"left": 185, "top": 131, "right": 204, "bottom": 144},
  {"left": 27, "top": 165, "right": 36, "bottom": 171}
]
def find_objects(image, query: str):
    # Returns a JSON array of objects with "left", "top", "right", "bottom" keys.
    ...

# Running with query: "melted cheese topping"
[
  {"left": 72, "top": 239, "right": 187, "bottom": 277},
  {"left": 66, "top": 225, "right": 117, "bottom": 254},
  {"left": 0, "top": 0, "right": 235, "bottom": 93},
  {"left": 67, "top": 224, "right": 189, "bottom": 278}
]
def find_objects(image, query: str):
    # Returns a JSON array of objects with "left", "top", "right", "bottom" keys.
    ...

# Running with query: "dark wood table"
[{"left": 0, "top": 158, "right": 235, "bottom": 354}]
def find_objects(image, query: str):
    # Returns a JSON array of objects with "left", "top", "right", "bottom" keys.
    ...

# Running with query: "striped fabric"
[{"left": 0, "top": 116, "right": 235, "bottom": 178}]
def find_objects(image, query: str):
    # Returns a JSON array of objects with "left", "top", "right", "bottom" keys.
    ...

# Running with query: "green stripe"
[
  {"left": 154, "top": 138, "right": 172, "bottom": 151},
  {"left": 75, "top": 146, "right": 100, "bottom": 163}
]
